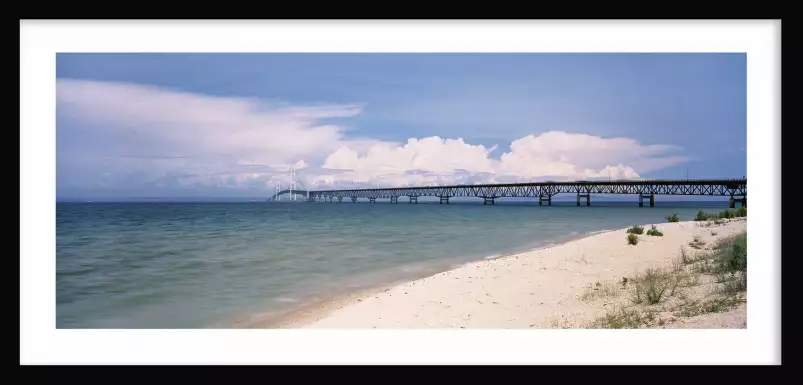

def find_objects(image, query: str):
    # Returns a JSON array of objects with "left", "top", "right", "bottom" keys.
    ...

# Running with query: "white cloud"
[
  {"left": 57, "top": 79, "right": 688, "bottom": 196},
  {"left": 315, "top": 131, "right": 685, "bottom": 187},
  {"left": 57, "top": 78, "right": 359, "bottom": 166}
]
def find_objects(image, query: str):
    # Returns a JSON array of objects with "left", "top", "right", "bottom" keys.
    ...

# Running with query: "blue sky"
[{"left": 56, "top": 53, "right": 746, "bottom": 200}]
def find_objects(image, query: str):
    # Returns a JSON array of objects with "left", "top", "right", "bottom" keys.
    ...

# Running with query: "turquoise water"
[{"left": 56, "top": 199, "right": 730, "bottom": 328}]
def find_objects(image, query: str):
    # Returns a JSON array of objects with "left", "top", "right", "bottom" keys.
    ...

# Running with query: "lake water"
[{"left": 56, "top": 199, "right": 730, "bottom": 328}]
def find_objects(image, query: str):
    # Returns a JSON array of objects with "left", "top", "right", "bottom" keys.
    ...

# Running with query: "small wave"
[
  {"left": 484, "top": 254, "right": 503, "bottom": 260},
  {"left": 57, "top": 266, "right": 98, "bottom": 277},
  {"left": 585, "top": 229, "right": 612, "bottom": 236}
]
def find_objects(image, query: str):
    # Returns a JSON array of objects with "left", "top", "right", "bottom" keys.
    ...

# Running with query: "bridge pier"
[
  {"left": 337, "top": 197, "right": 343, "bottom": 203},
  {"left": 409, "top": 196, "right": 418, "bottom": 204},
  {"left": 439, "top": 196, "right": 450, "bottom": 204},
  {"left": 577, "top": 193, "right": 590, "bottom": 206},
  {"left": 638, "top": 194, "right": 655, "bottom": 207},
  {"left": 483, "top": 196, "right": 495, "bottom": 205},
  {"left": 539, "top": 195, "right": 552, "bottom": 206},
  {"left": 369, "top": 197, "right": 376, "bottom": 203},
  {"left": 729, "top": 195, "right": 746, "bottom": 208},
  {"left": 351, "top": 197, "right": 357, "bottom": 203},
  {"left": 390, "top": 196, "right": 398, "bottom": 204}
]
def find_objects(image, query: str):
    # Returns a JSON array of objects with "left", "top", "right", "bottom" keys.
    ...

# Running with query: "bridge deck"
[{"left": 273, "top": 178, "right": 747, "bottom": 207}]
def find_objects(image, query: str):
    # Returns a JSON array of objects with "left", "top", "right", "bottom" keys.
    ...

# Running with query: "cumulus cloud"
[
  {"left": 56, "top": 79, "right": 688, "bottom": 197},
  {"left": 317, "top": 131, "right": 686, "bottom": 187}
]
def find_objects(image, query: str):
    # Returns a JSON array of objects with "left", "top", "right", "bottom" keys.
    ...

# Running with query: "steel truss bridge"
[{"left": 272, "top": 178, "right": 747, "bottom": 208}]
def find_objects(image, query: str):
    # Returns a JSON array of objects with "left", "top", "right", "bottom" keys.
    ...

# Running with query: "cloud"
[
  {"left": 316, "top": 131, "right": 687, "bottom": 188},
  {"left": 57, "top": 78, "right": 360, "bottom": 165},
  {"left": 57, "top": 79, "right": 688, "bottom": 197}
]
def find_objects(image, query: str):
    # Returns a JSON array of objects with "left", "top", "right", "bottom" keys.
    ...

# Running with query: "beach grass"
[
  {"left": 694, "top": 207, "right": 747, "bottom": 222},
  {"left": 626, "top": 225, "right": 644, "bottom": 235},
  {"left": 646, "top": 225, "right": 663, "bottom": 237},
  {"left": 580, "top": 280, "right": 621, "bottom": 301},
  {"left": 589, "top": 230, "right": 747, "bottom": 328},
  {"left": 688, "top": 235, "right": 706, "bottom": 250}
]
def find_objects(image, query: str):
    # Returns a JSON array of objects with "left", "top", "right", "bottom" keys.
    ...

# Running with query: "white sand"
[{"left": 299, "top": 219, "right": 747, "bottom": 329}]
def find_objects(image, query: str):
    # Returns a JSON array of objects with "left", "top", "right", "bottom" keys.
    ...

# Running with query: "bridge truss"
[{"left": 293, "top": 179, "right": 747, "bottom": 207}]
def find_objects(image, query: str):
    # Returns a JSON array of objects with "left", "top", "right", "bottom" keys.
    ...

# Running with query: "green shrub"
[
  {"left": 716, "top": 232, "right": 747, "bottom": 273},
  {"left": 627, "top": 225, "right": 644, "bottom": 235},
  {"left": 629, "top": 268, "right": 671, "bottom": 305},
  {"left": 627, "top": 233, "right": 639, "bottom": 245},
  {"left": 665, "top": 213, "right": 680, "bottom": 223},
  {"left": 695, "top": 207, "right": 747, "bottom": 222},
  {"left": 694, "top": 210, "right": 720, "bottom": 221},
  {"left": 646, "top": 225, "right": 664, "bottom": 237}
]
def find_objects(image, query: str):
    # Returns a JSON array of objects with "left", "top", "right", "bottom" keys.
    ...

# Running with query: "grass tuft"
[
  {"left": 695, "top": 207, "right": 747, "bottom": 222},
  {"left": 718, "top": 273, "right": 747, "bottom": 294},
  {"left": 629, "top": 268, "right": 674, "bottom": 305},
  {"left": 646, "top": 225, "right": 664, "bottom": 237},
  {"left": 580, "top": 280, "right": 620, "bottom": 301},
  {"left": 689, "top": 236, "right": 706, "bottom": 250},
  {"left": 627, "top": 225, "right": 644, "bottom": 235},
  {"left": 675, "top": 297, "right": 741, "bottom": 317},
  {"left": 589, "top": 307, "right": 649, "bottom": 329},
  {"left": 665, "top": 213, "right": 680, "bottom": 223},
  {"left": 715, "top": 233, "right": 747, "bottom": 273},
  {"left": 627, "top": 233, "right": 639, "bottom": 245},
  {"left": 680, "top": 246, "right": 693, "bottom": 264}
]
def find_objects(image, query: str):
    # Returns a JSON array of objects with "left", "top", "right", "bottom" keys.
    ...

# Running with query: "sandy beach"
[{"left": 290, "top": 218, "right": 747, "bottom": 329}]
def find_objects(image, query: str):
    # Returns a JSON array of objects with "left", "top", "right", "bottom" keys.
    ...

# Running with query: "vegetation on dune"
[
  {"left": 627, "top": 225, "right": 644, "bottom": 235},
  {"left": 646, "top": 225, "right": 663, "bottom": 237},
  {"left": 714, "top": 232, "right": 747, "bottom": 274},
  {"left": 589, "top": 307, "right": 663, "bottom": 329},
  {"left": 688, "top": 236, "right": 706, "bottom": 250},
  {"left": 665, "top": 213, "right": 680, "bottom": 223},
  {"left": 587, "top": 231, "right": 747, "bottom": 329},
  {"left": 627, "top": 233, "right": 639, "bottom": 245},
  {"left": 694, "top": 207, "right": 747, "bottom": 222},
  {"left": 580, "top": 280, "right": 620, "bottom": 302}
]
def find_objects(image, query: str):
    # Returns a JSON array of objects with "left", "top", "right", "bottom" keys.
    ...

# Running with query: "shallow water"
[{"left": 56, "top": 199, "right": 730, "bottom": 328}]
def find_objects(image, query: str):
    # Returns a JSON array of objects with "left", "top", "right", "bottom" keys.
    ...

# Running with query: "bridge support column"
[
  {"left": 730, "top": 195, "right": 746, "bottom": 208},
  {"left": 539, "top": 195, "right": 551, "bottom": 206},
  {"left": 390, "top": 196, "right": 398, "bottom": 204},
  {"left": 638, "top": 194, "right": 654, "bottom": 207},
  {"left": 409, "top": 196, "right": 418, "bottom": 204},
  {"left": 577, "top": 193, "right": 590, "bottom": 206},
  {"left": 369, "top": 197, "right": 376, "bottom": 203},
  {"left": 337, "top": 197, "right": 343, "bottom": 203},
  {"left": 483, "top": 196, "right": 495, "bottom": 205},
  {"left": 439, "top": 196, "right": 450, "bottom": 204},
  {"left": 351, "top": 197, "right": 357, "bottom": 203}
]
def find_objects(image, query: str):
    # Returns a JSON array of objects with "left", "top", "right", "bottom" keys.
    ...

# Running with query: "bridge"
[
  {"left": 278, "top": 178, "right": 747, "bottom": 207},
  {"left": 270, "top": 189, "right": 313, "bottom": 201}
]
